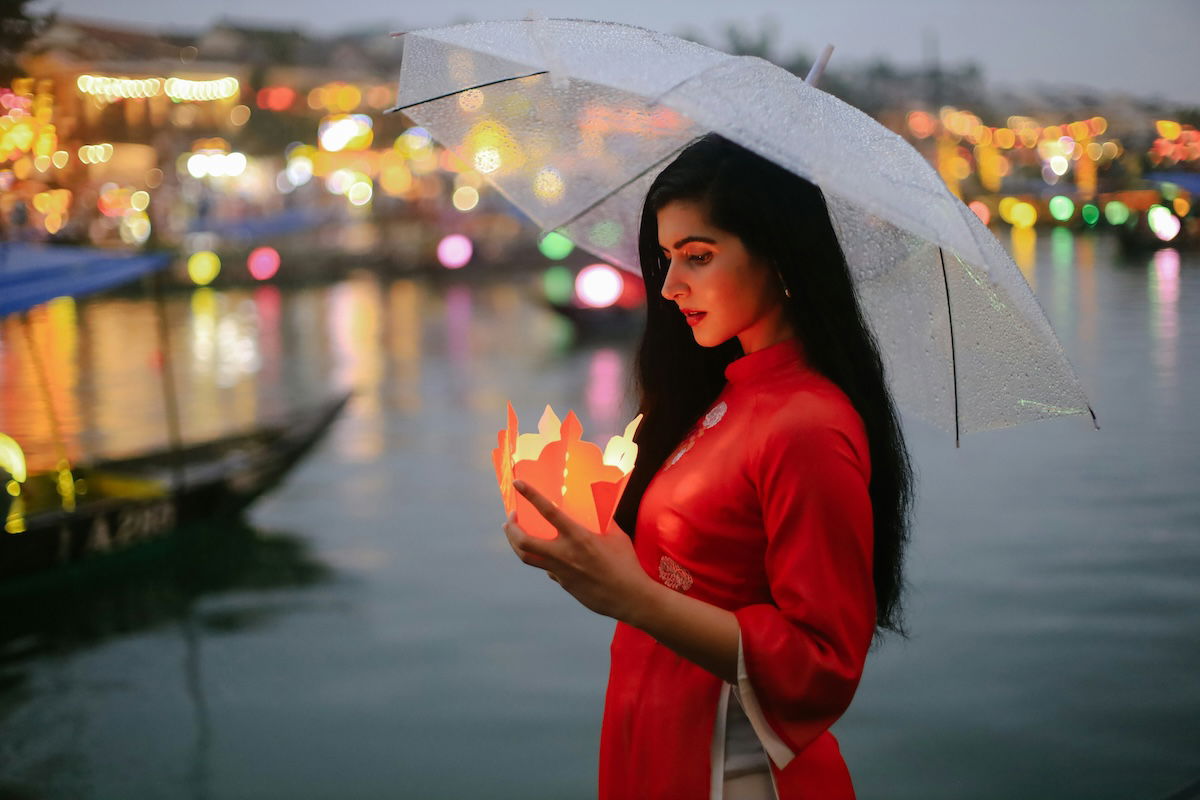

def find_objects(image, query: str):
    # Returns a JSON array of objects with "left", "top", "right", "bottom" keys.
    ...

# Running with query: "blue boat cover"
[
  {"left": 0, "top": 243, "right": 173, "bottom": 317},
  {"left": 1144, "top": 171, "right": 1200, "bottom": 196},
  {"left": 188, "top": 207, "right": 330, "bottom": 239}
]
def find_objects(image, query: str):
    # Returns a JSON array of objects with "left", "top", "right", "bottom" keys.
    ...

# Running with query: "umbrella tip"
[{"left": 804, "top": 43, "right": 835, "bottom": 87}]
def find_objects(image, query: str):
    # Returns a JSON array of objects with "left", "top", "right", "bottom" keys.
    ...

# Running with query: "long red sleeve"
[{"left": 734, "top": 394, "right": 876, "bottom": 761}]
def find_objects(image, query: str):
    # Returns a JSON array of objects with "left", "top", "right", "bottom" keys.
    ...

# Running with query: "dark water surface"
[{"left": 0, "top": 231, "right": 1196, "bottom": 799}]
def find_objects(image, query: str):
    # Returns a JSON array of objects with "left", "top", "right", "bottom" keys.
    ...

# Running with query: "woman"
[{"left": 503, "top": 133, "right": 914, "bottom": 799}]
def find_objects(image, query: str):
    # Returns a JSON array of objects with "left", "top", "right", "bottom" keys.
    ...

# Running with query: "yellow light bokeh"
[
  {"left": 187, "top": 251, "right": 221, "bottom": 286},
  {"left": 458, "top": 88, "right": 485, "bottom": 112},
  {"left": 1010, "top": 201, "right": 1038, "bottom": 229},
  {"left": 533, "top": 167, "right": 565, "bottom": 202},
  {"left": 346, "top": 180, "right": 373, "bottom": 206},
  {"left": 452, "top": 185, "right": 479, "bottom": 211},
  {"left": 998, "top": 197, "right": 1018, "bottom": 223},
  {"left": 164, "top": 77, "right": 239, "bottom": 102},
  {"left": 379, "top": 164, "right": 412, "bottom": 196},
  {"left": 334, "top": 84, "right": 362, "bottom": 112},
  {"left": 1156, "top": 120, "right": 1182, "bottom": 141}
]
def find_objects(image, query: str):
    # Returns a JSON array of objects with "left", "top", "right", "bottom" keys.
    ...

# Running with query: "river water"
[{"left": 0, "top": 229, "right": 1196, "bottom": 799}]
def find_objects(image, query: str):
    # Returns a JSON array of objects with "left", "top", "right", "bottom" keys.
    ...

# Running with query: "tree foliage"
[{"left": 1, "top": 0, "right": 53, "bottom": 84}]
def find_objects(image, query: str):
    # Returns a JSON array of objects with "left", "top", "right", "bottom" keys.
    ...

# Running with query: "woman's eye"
[{"left": 688, "top": 252, "right": 712, "bottom": 264}]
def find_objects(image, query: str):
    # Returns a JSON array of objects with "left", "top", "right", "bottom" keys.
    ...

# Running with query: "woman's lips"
[{"left": 684, "top": 311, "right": 707, "bottom": 327}]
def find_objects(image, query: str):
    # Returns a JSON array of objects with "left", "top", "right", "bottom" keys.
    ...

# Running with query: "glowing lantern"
[{"left": 493, "top": 403, "right": 642, "bottom": 540}]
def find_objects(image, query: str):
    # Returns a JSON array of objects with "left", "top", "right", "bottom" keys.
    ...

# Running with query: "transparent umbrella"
[{"left": 386, "top": 17, "right": 1097, "bottom": 443}]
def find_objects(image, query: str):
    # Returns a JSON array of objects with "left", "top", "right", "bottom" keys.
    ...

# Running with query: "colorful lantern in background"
[{"left": 493, "top": 403, "right": 642, "bottom": 540}]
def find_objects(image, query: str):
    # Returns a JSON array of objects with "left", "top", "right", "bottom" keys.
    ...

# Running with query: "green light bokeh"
[
  {"left": 1104, "top": 201, "right": 1130, "bottom": 226},
  {"left": 1049, "top": 195, "right": 1075, "bottom": 222},
  {"left": 542, "top": 266, "right": 575, "bottom": 304},
  {"left": 538, "top": 231, "right": 574, "bottom": 260}
]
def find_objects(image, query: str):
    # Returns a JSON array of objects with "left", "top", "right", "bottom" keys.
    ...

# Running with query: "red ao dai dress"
[{"left": 598, "top": 337, "right": 876, "bottom": 800}]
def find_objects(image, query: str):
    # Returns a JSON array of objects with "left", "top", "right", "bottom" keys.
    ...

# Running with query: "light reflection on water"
[{"left": 0, "top": 231, "right": 1197, "bottom": 800}]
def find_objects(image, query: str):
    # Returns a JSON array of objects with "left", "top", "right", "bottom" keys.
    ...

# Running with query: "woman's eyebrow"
[{"left": 660, "top": 235, "right": 717, "bottom": 251}]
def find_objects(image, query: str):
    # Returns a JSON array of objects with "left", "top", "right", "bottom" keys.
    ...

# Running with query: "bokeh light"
[
  {"left": 533, "top": 167, "right": 565, "bottom": 203},
  {"left": 998, "top": 196, "right": 1018, "bottom": 224},
  {"left": 968, "top": 200, "right": 990, "bottom": 225},
  {"left": 188, "top": 251, "right": 221, "bottom": 286},
  {"left": 1104, "top": 201, "right": 1130, "bottom": 226},
  {"left": 247, "top": 247, "right": 281, "bottom": 281},
  {"left": 347, "top": 179, "right": 373, "bottom": 206},
  {"left": 588, "top": 220, "right": 623, "bottom": 248},
  {"left": 1147, "top": 205, "right": 1181, "bottom": 242},
  {"left": 474, "top": 147, "right": 501, "bottom": 174},
  {"left": 319, "top": 114, "right": 373, "bottom": 152},
  {"left": 576, "top": 264, "right": 623, "bottom": 309},
  {"left": 1048, "top": 195, "right": 1075, "bottom": 222},
  {"left": 437, "top": 234, "right": 473, "bottom": 269},
  {"left": 1010, "top": 202, "right": 1037, "bottom": 229},
  {"left": 1081, "top": 204, "right": 1100, "bottom": 226},
  {"left": 452, "top": 186, "right": 479, "bottom": 211},
  {"left": 538, "top": 231, "right": 574, "bottom": 260},
  {"left": 542, "top": 266, "right": 575, "bottom": 305}
]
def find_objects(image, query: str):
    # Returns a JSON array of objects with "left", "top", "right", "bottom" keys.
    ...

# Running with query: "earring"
[{"left": 776, "top": 270, "right": 792, "bottom": 299}]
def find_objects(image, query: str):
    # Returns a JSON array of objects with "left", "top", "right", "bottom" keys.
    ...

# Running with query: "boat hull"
[{"left": 0, "top": 393, "right": 349, "bottom": 593}]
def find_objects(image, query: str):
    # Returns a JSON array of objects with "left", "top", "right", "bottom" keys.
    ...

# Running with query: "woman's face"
[{"left": 657, "top": 199, "right": 792, "bottom": 353}]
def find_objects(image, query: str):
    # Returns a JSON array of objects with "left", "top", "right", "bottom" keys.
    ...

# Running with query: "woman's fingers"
[
  {"left": 502, "top": 514, "right": 553, "bottom": 570},
  {"left": 513, "top": 479, "right": 578, "bottom": 539}
]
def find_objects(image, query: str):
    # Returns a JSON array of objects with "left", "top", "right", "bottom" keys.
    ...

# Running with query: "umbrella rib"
[
  {"left": 543, "top": 140, "right": 697, "bottom": 241},
  {"left": 386, "top": 70, "right": 549, "bottom": 114},
  {"left": 938, "top": 246, "right": 961, "bottom": 448}
]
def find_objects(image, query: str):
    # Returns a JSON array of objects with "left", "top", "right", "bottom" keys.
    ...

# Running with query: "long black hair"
[{"left": 611, "top": 132, "right": 915, "bottom": 641}]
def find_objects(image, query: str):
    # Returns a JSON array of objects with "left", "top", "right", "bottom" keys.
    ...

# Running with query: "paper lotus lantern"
[{"left": 493, "top": 402, "right": 642, "bottom": 540}]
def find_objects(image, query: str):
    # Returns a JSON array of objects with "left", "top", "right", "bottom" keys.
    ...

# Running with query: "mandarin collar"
[{"left": 724, "top": 337, "right": 808, "bottom": 384}]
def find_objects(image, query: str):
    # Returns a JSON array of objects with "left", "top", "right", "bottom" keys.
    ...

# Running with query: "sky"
[{"left": 35, "top": 0, "right": 1200, "bottom": 107}]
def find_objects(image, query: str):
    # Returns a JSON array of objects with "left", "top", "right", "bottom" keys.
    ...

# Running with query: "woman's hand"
[{"left": 502, "top": 479, "right": 654, "bottom": 624}]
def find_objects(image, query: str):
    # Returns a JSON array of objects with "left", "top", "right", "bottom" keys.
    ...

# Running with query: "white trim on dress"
[{"left": 736, "top": 633, "right": 796, "bottom": 769}]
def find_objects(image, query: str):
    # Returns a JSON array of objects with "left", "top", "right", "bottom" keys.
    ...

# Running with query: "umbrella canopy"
[{"left": 388, "top": 18, "right": 1095, "bottom": 440}]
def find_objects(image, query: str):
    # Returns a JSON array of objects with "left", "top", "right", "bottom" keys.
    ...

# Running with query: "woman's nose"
[{"left": 660, "top": 258, "right": 687, "bottom": 301}]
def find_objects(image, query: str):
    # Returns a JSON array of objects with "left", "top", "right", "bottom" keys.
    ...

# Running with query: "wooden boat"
[
  {"left": 0, "top": 393, "right": 348, "bottom": 593},
  {"left": 0, "top": 243, "right": 349, "bottom": 594}
]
